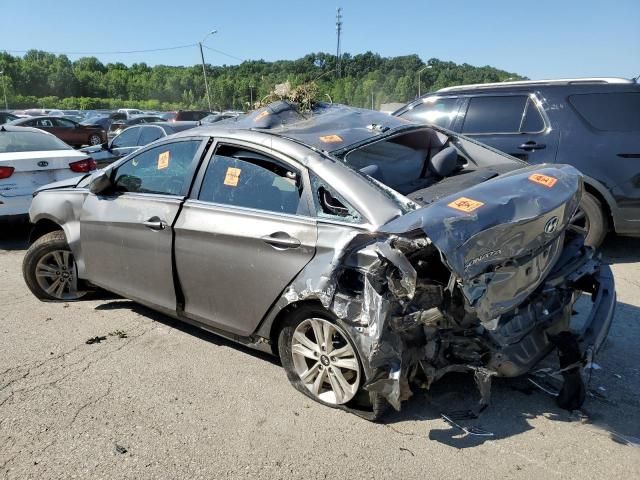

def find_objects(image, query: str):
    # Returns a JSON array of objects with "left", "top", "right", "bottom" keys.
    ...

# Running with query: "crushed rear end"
[{"left": 303, "top": 163, "right": 616, "bottom": 411}]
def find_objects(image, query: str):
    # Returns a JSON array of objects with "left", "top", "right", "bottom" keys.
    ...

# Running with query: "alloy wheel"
[
  {"left": 568, "top": 206, "right": 590, "bottom": 236},
  {"left": 89, "top": 134, "right": 102, "bottom": 145},
  {"left": 291, "top": 317, "right": 360, "bottom": 405},
  {"left": 34, "top": 250, "right": 85, "bottom": 300}
]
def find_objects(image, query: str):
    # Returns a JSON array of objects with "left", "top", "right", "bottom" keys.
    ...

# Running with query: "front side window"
[
  {"left": 111, "top": 127, "right": 140, "bottom": 148},
  {"left": 34, "top": 118, "right": 54, "bottom": 128},
  {"left": 400, "top": 97, "right": 459, "bottom": 128},
  {"left": 198, "top": 145, "right": 304, "bottom": 216},
  {"left": 569, "top": 92, "right": 640, "bottom": 132},
  {"left": 462, "top": 95, "right": 529, "bottom": 134},
  {"left": 113, "top": 140, "right": 202, "bottom": 195}
]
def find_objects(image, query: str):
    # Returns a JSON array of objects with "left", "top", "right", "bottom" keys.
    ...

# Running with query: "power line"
[
  {"left": 201, "top": 45, "right": 245, "bottom": 62},
  {"left": 3, "top": 43, "right": 198, "bottom": 56}
]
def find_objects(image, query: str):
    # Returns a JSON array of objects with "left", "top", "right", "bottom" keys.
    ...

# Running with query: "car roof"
[
  {"left": 0, "top": 124, "right": 57, "bottom": 135},
  {"left": 174, "top": 101, "right": 417, "bottom": 154},
  {"left": 437, "top": 77, "right": 635, "bottom": 93}
]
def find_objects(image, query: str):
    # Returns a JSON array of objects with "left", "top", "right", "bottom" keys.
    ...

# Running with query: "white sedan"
[{"left": 0, "top": 125, "right": 96, "bottom": 219}]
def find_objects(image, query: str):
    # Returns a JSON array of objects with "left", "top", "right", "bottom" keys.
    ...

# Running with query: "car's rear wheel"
[
  {"left": 279, "top": 304, "right": 367, "bottom": 399},
  {"left": 22, "top": 231, "right": 86, "bottom": 301},
  {"left": 569, "top": 192, "right": 607, "bottom": 248},
  {"left": 88, "top": 134, "right": 102, "bottom": 146}
]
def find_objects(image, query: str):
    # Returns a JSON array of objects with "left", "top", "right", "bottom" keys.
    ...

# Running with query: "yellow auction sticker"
[
  {"left": 224, "top": 167, "right": 242, "bottom": 187},
  {"left": 448, "top": 197, "right": 484, "bottom": 213},
  {"left": 157, "top": 151, "right": 170, "bottom": 170},
  {"left": 319, "top": 134, "right": 343, "bottom": 143},
  {"left": 529, "top": 173, "right": 557, "bottom": 188},
  {"left": 254, "top": 110, "right": 269, "bottom": 122}
]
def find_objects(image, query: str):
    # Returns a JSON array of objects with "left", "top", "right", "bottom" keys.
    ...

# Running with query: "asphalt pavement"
[{"left": 1, "top": 223, "right": 639, "bottom": 479}]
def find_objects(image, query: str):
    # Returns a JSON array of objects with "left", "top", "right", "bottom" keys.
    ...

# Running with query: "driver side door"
[{"left": 80, "top": 138, "right": 206, "bottom": 313}]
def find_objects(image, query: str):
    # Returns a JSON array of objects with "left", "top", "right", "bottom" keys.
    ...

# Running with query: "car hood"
[{"left": 381, "top": 163, "right": 583, "bottom": 321}]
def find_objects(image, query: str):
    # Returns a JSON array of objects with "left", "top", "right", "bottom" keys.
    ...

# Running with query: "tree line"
[{"left": 0, "top": 50, "right": 524, "bottom": 111}]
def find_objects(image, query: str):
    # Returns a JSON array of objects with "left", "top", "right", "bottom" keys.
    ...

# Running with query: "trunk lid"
[
  {"left": 381, "top": 164, "right": 583, "bottom": 321},
  {"left": 0, "top": 149, "right": 87, "bottom": 197}
]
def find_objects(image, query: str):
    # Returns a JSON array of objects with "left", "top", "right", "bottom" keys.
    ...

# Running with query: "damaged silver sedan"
[{"left": 22, "top": 101, "right": 616, "bottom": 419}]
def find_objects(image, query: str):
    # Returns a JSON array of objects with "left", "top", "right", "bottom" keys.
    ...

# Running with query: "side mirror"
[
  {"left": 89, "top": 170, "right": 113, "bottom": 195},
  {"left": 101, "top": 141, "right": 111, "bottom": 152}
]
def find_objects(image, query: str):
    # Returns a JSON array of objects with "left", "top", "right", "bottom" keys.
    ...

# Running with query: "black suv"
[{"left": 394, "top": 78, "right": 640, "bottom": 246}]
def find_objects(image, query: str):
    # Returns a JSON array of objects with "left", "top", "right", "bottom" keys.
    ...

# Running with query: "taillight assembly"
[
  {"left": 69, "top": 158, "right": 97, "bottom": 173},
  {"left": 0, "top": 166, "right": 15, "bottom": 179}
]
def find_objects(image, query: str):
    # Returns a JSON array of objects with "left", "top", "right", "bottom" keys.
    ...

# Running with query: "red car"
[{"left": 9, "top": 116, "right": 107, "bottom": 148}]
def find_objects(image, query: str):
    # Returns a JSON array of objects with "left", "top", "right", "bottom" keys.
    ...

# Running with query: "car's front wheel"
[{"left": 22, "top": 231, "right": 86, "bottom": 301}]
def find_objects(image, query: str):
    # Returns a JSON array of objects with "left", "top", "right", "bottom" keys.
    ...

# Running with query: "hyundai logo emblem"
[
  {"left": 37, "top": 161, "right": 49, "bottom": 167},
  {"left": 544, "top": 216, "right": 559, "bottom": 234}
]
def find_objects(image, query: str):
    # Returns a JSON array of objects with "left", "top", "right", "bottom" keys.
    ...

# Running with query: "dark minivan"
[{"left": 394, "top": 78, "right": 640, "bottom": 246}]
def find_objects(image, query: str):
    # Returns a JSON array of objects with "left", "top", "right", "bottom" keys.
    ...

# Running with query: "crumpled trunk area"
[{"left": 283, "top": 227, "right": 593, "bottom": 412}]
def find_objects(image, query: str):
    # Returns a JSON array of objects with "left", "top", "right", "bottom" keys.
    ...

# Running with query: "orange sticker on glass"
[
  {"left": 319, "top": 134, "right": 343, "bottom": 143},
  {"left": 448, "top": 197, "right": 484, "bottom": 213},
  {"left": 254, "top": 110, "right": 269, "bottom": 122},
  {"left": 224, "top": 167, "right": 241, "bottom": 187},
  {"left": 157, "top": 151, "right": 170, "bottom": 170},
  {"left": 529, "top": 173, "right": 557, "bottom": 188}
]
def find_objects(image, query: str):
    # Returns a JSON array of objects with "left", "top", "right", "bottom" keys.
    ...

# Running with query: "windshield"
[{"left": 0, "top": 130, "right": 73, "bottom": 153}]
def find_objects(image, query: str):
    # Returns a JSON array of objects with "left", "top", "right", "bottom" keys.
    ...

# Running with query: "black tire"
[
  {"left": 22, "top": 230, "right": 86, "bottom": 302},
  {"left": 571, "top": 192, "right": 607, "bottom": 248},
  {"left": 277, "top": 304, "right": 388, "bottom": 420},
  {"left": 88, "top": 134, "right": 102, "bottom": 146}
]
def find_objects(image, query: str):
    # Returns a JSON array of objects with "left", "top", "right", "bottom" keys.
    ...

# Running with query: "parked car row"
[{"left": 19, "top": 99, "right": 615, "bottom": 420}]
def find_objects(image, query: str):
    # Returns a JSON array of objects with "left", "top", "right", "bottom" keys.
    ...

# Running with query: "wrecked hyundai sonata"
[{"left": 22, "top": 101, "right": 615, "bottom": 419}]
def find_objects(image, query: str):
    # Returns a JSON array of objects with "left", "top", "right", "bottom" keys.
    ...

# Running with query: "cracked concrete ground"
[{"left": 1, "top": 224, "right": 639, "bottom": 479}]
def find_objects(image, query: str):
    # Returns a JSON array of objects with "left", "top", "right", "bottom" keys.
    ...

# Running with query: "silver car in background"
[{"left": 21, "top": 101, "right": 615, "bottom": 419}]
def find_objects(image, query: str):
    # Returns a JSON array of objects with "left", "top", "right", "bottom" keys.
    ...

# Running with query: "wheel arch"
[
  {"left": 582, "top": 176, "right": 614, "bottom": 232},
  {"left": 29, "top": 217, "right": 64, "bottom": 245},
  {"left": 266, "top": 299, "right": 327, "bottom": 355}
]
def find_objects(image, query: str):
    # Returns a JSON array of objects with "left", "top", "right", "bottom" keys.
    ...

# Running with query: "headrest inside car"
[{"left": 429, "top": 146, "right": 458, "bottom": 177}]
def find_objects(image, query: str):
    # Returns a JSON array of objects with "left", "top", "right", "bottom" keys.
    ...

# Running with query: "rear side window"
[
  {"left": 113, "top": 140, "right": 201, "bottom": 195},
  {"left": 138, "top": 126, "right": 164, "bottom": 145},
  {"left": 198, "top": 145, "right": 304, "bottom": 216},
  {"left": 462, "top": 95, "right": 544, "bottom": 134},
  {"left": 569, "top": 93, "right": 640, "bottom": 131},
  {"left": 0, "top": 131, "right": 72, "bottom": 153},
  {"left": 400, "top": 97, "right": 459, "bottom": 128}
]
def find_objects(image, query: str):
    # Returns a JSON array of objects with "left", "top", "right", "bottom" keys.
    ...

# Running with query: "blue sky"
[{"left": 2, "top": 0, "right": 639, "bottom": 79}]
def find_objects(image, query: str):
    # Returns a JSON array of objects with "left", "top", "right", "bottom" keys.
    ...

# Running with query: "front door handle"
[
  {"left": 518, "top": 141, "right": 546, "bottom": 151},
  {"left": 142, "top": 218, "right": 167, "bottom": 231},
  {"left": 261, "top": 232, "right": 301, "bottom": 249}
]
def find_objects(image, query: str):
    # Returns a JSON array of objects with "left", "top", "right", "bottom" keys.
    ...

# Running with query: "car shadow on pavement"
[
  {"left": 94, "top": 299, "right": 279, "bottom": 365},
  {"left": 602, "top": 234, "right": 640, "bottom": 264},
  {"left": 0, "top": 219, "right": 30, "bottom": 250},
  {"left": 94, "top": 296, "right": 640, "bottom": 450}
]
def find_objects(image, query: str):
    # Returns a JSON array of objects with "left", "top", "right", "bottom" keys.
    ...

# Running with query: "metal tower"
[{"left": 336, "top": 7, "right": 343, "bottom": 78}]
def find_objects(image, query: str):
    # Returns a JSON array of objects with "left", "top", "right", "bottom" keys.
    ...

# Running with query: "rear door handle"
[
  {"left": 518, "top": 141, "right": 546, "bottom": 151},
  {"left": 143, "top": 218, "right": 167, "bottom": 231},
  {"left": 617, "top": 153, "right": 640, "bottom": 159},
  {"left": 261, "top": 232, "right": 301, "bottom": 249}
]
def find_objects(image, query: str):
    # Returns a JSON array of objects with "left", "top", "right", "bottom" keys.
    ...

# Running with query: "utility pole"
[
  {"left": 0, "top": 70, "right": 7, "bottom": 110},
  {"left": 249, "top": 85, "right": 254, "bottom": 109},
  {"left": 335, "top": 7, "right": 343, "bottom": 78},
  {"left": 199, "top": 30, "right": 217, "bottom": 111},
  {"left": 371, "top": 90, "right": 374, "bottom": 110}
]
